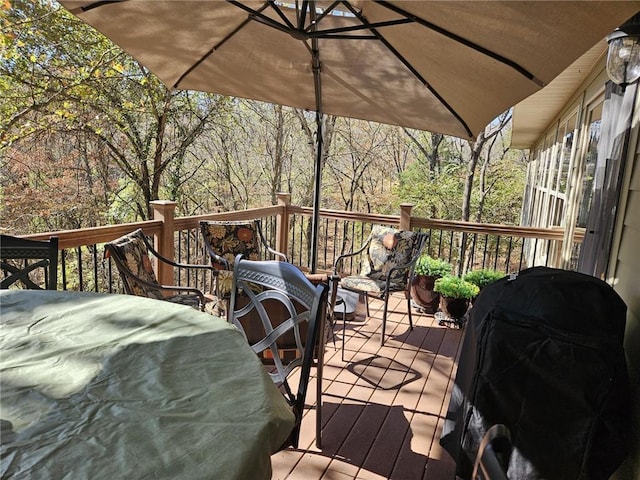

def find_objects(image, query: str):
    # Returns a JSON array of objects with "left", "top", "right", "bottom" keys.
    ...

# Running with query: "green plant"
[
  {"left": 463, "top": 269, "right": 505, "bottom": 289},
  {"left": 414, "top": 255, "right": 453, "bottom": 277},
  {"left": 434, "top": 275, "right": 479, "bottom": 299}
]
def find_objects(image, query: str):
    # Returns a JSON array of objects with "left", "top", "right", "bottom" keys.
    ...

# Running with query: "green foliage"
[
  {"left": 395, "top": 122, "right": 526, "bottom": 225},
  {"left": 394, "top": 159, "right": 464, "bottom": 220},
  {"left": 434, "top": 275, "right": 479, "bottom": 299},
  {"left": 0, "top": 0, "right": 527, "bottom": 238},
  {"left": 414, "top": 255, "right": 453, "bottom": 277},
  {"left": 462, "top": 269, "right": 505, "bottom": 289}
]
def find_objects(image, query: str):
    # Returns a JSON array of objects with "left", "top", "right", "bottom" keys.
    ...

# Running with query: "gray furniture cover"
[{"left": 0, "top": 290, "right": 295, "bottom": 479}]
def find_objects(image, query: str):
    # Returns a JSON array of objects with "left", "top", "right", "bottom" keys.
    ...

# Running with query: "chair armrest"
[
  {"left": 172, "top": 262, "right": 217, "bottom": 272},
  {"left": 381, "top": 256, "right": 421, "bottom": 292},
  {"left": 332, "top": 237, "right": 371, "bottom": 274},
  {"left": 254, "top": 220, "right": 289, "bottom": 262},
  {"left": 139, "top": 233, "right": 219, "bottom": 272},
  {"left": 156, "top": 284, "right": 207, "bottom": 304},
  {"left": 202, "top": 242, "right": 231, "bottom": 269},
  {"left": 385, "top": 254, "right": 421, "bottom": 278},
  {"left": 264, "top": 245, "right": 288, "bottom": 262},
  {"left": 114, "top": 266, "right": 208, "bottom": 309}
]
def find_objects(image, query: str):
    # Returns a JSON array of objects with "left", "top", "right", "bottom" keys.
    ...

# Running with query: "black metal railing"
[{"left": 10, "top": 205, "right": 579, "bottom": 294}]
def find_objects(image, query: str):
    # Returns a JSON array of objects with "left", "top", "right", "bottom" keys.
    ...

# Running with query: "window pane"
[
  {"left": 576, "top": 103, "right": 603, "bottom": 228},
  {"left": 548, "top": 134, "right": 559, "bottom": 190},
  {"left": 541, "top": 133, "right": 554, "bottom": 187},
  {"left": 559, "top": 114, "right": 577, "bottom": 193}
]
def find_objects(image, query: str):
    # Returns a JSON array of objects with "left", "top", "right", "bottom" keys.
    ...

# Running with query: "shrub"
[
  {"left": 414, "top": 255, "right": 453, "bottom": 277},
  {"left": 434, "top": 275, "right": 479, "bottom": 299},
  {"left": 462, "top": 269, "right": 505, "bottom": 289}
]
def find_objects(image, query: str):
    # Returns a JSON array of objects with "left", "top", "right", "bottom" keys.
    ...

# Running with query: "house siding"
[
  {"left": 516, "top": 58, "right": 640, "bottom": 478},
  {"left": 610, "top": 120, "right": 640, "bottom": 480}
]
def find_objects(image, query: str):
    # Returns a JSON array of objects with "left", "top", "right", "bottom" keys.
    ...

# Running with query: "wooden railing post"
[
  {"left": 150, "top": 200, "right": 176, "bottom": 285},
  {"left": 400, "top": 203, "right": 414, "bottom": 231},
  {"left": 276, "top": 193, "right": 291, "bottom": 258}
]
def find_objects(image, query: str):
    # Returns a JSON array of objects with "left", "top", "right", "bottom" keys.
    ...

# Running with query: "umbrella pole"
[
  {"left": 310, "top": 109, "right": 322, "bottom": 274},
  {"left": 310, "top": 10, "right": 322, "bottom": 275}
]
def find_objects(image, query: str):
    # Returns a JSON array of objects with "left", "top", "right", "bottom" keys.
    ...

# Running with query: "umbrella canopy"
[
  {"left": 59, "top": 0, "right": 640, "bottom": 269},
  {"left": 59, "top": 1, "right": 639, "bottom": 138}
]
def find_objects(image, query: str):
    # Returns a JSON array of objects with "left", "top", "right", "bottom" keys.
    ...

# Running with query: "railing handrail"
[
  {"left": 7, "top": 202, "right": 584, "bottom": 292},
  {"left": 173, "top": 206, "right": 284, "bottom": 231},
  {"left": 290, "top": 206, "right": 402, "bottom": 227},
  {"left": 15, "top": 204, "right": 583, "bottom": 249},
  {"left": 289, "top": 205, "right": 582, "bottom": 241},
  {"left": 19, "top": 220, "right": 163, "bottom": 249}
]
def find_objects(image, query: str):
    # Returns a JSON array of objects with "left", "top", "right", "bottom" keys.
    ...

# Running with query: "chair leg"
[
  {"left": 326, "top": 316, "right": 336, "bottom": 348},
  {"left": 406, "top": 291, "right": 414, "bottom": 330},
  {"left": 327, "top": 280, "right": 340, "bottom": 349},
  {"left": 381, "top": 296, "right": 390, "bottom": 346},
  {"left": 364, "top": 292, "right": 370, "bottom": 316},
  {"left": 343, "top": 291, "right": 368, "bottom": 359},
  {"left": 342, "top": 314, "right": 346, "bottom": 362},
  {"left": 316, "top": 321, "right": 324, "bottom": 449}
]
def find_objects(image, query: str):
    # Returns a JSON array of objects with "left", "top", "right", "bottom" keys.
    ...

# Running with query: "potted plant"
[
  {"left": 410, "top": 255, "right": 453, "bottom": 313},
  {"left": 434, "top": 275, "right": 479, "bottom": 320},
  {"left": 463, "top": 269, "right": 505, "bottom": 289},
  {"left": 462, "top": 269, "right": 505, "bottom": 299}
]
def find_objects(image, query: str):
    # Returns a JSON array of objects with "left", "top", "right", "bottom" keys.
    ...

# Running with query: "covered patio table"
[{"left": 0, "top": 289, "right": 295, "bottom": 479}]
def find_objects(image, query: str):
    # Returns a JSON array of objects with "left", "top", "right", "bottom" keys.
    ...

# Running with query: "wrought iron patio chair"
[
  {"left": 201, "top": 218, "right": 339, "bottom": 348},
  {"left": 332, "top": 225, "right": 428, "bottom": 351},
  {"left": 200, "top": 219, "right": 287, "bottom": 315},
  {"left": 472, "top": 424, "right": 512, "bottom": 480},
  {"left": 104, "top": 228, "right": 216, "bottom": 312},
  {"left": 1, "top": 235, "right": 59, "bottom": 290},
  {"left": 229, "top": 255, "right": 328, "bottom": 450}
]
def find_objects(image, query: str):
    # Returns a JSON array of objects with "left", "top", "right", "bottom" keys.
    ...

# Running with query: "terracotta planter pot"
[
  {"left": 410, "top": 274, "right": 440, "bottom": 313},
  {"left": 440, "top": 296, "right": 470, "bottom": 320}
]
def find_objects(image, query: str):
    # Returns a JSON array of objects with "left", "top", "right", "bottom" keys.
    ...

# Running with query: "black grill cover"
[{"left": 440, "top": 267, "right": 631, "bottom": 480}]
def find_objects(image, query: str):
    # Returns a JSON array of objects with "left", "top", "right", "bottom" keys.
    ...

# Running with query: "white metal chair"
[{"left": 229, "top": 255, "right": 328, "bottom": 449}]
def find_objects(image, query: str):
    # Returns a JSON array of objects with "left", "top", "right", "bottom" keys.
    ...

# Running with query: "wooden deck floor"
[{"left": 272, "top": 294, "right": 465, "bottom": 480}]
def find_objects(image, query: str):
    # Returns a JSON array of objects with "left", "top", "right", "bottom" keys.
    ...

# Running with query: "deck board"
[{"left": 272, "top": 294, "right": 464, "bottom": 480}]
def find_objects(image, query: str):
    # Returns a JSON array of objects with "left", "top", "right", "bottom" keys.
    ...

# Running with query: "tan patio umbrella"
[{"left": 59, "top": 0, "right": 640, "bottom": 271}]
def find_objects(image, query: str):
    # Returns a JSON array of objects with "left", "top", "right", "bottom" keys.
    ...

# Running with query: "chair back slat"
[
  {"left": 360, "top": 226, "right": 426, "bottom": 290},
  {"left": 200, "top": 220, "right": 287, "bottom": 299},
  {"left": 104, "top": 229, "right": 163, "bottom": 299},
  {"left": 0, "top": 235, "right": 58, "bottom": 290},
  {"left": 229, "top": 255, "right": 328, "bottom": 449}
]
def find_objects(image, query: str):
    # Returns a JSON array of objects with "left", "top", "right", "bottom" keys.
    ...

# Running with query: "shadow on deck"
[{"left": 272, "top": 294, "right": 465, "bottom": 480}]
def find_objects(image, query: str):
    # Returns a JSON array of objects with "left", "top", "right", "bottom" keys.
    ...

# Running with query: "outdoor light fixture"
[{"left": 606, "top": 13, "right": 640, "bottom": 88}]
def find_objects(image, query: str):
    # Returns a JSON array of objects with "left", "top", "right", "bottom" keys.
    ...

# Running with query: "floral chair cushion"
[
  {"left": 108, "top": 231, "right": 164, "bottom": 300},
  {"left": 341, "top": 226, "right": 418, "bottom": 294},
  {"left": 201, "top": 221, "right": 262, "bottom": 298}
]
